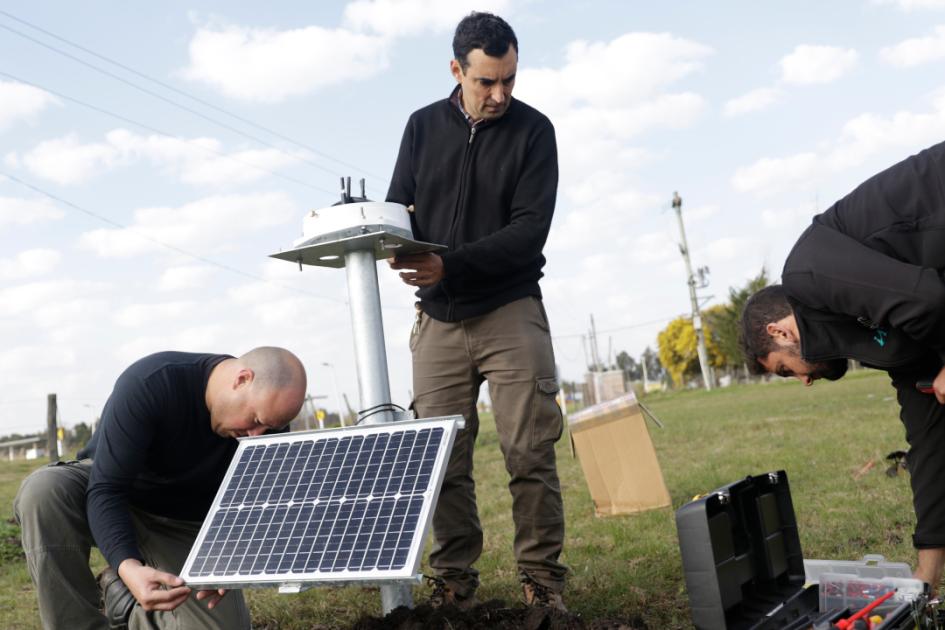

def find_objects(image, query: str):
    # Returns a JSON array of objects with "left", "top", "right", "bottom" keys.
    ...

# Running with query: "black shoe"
[{"left": 97, "top": 566, "right": 135, "bottom": 629}]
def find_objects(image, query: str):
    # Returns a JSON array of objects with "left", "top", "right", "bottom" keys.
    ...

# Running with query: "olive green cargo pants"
[
  {"left": 411, "top": 296, "right": 567, "bottom": 596},
  {"left": 13, "top": 460, "right": 250, "bottom": 630}
]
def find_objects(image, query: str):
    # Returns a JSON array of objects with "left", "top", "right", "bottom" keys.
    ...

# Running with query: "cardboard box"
[{"left": 567, "top": 392, "right": 671, "bottom": 516}]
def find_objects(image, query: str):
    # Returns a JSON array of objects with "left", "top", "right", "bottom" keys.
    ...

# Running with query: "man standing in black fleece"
[
  {"left": 14, "top": 347, "right": 307, "bottom": 630},
  {"left": 739, "top": 140, "right": 945, "bottom": 592},
  {"left": 386, "top": 12, "right": 566, "bottom": 611}
]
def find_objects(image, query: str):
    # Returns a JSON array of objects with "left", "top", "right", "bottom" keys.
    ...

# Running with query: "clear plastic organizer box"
[
  {"left": 816, "top": 573, "right": 925, "bottom": 617},
  {"left": 804, "top": 554, "right": 912, "bottom": 584}
]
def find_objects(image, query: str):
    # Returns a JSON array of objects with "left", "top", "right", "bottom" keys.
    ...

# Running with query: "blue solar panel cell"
[{"left": 183, "top": 422, "right": 453, "bottom": 584}]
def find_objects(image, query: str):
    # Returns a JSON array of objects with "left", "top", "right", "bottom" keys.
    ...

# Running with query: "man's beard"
[
  {"left": 809, "top": 358, "right": 849, "bottom": 381},
  {"left": 785, "top": 342, "right": 849, "bottom": 381}
]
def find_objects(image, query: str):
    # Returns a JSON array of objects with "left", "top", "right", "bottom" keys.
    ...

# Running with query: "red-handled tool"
[
  {"left": 917, "top": 380, "right": 934, "bottom": 394},
  {"left": 834, "top": 590, "right": 896, "bottom": 630}
]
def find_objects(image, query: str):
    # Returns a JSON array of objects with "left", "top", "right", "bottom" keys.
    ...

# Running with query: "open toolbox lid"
[{"left": 676, "top": 470, "right": 811, "bottom": 630}]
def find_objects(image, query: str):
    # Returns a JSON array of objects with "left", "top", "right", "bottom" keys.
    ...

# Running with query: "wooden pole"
[{"left": 46, "top": 393, "right": 59, "bottom": 463}]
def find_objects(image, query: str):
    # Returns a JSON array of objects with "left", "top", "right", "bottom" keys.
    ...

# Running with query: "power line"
[
  {"left": 0, "top": 19, "right": 387, "bottom": 190},
  {"left": 0, "top": 9, "right": 386, "bottom": 184},
  {"left": 0, "top": 170, "right": 347, "bottom": 304},
  {"left": 551, "top": 315, "right": 682, "bottom": 340},
  {"left": 0, "top": 70, "right": 336, "bottom": 196}
]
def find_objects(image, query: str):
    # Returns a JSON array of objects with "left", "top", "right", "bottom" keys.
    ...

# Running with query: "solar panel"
[{"left": 180, "top": 416, "right": 462, "bottom": 590}]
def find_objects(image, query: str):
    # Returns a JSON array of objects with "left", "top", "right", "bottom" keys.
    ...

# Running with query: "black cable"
[
  {"left": 0, "top": 170, "right": 347, "bottom": 304},
  {"left": 0, "top": 17, "right": 386, "bottom": 187},
  {"left": 356, "top": 402, "right": 406, "bottom": 425}
]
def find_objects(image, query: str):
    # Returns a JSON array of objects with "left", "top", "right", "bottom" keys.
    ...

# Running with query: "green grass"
[{"left": 0, "top": 369, "right": 919, "bottom": 628}]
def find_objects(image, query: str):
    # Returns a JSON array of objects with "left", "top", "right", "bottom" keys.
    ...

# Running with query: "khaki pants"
[
  {"left": 13, "top": 460, "right": 250, "bottom": 630},
  {"left": 411, "top": 296, "right": 567, "bottom": 595}
]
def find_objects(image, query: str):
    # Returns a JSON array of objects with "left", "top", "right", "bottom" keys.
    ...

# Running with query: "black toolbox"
[{"left": 675, "top": 470, "right": 927, "bottom": 629}]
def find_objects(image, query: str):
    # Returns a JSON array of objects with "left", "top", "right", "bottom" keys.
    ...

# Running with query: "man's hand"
[
  {"left": 388, "top": 253, "right": 444, "bottom": 288},
  {"left": 118, "top": 558, "right": 191, "bottom": 612},
  {"left": 933, "top": 365, "right": 945, "bottom": 405},
  {"left": 915, "top": 548, "right": 945, "bottom": 597},
  {"left": 195, "top": 588, "right": 228, "bottom": 610}
]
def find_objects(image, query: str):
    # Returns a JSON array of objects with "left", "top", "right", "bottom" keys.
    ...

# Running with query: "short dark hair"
[
  {"left": 452, "top": 12, "right": 518, "bottom": 70},
  {"left": 739, "top": 285, "right": 794, "bottom": 375}
]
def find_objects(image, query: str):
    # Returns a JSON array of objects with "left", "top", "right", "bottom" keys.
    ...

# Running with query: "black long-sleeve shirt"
[
  {"left": 386, "top": 85, "right": 558, "bottom": 322},
  {"left": 80, "top": 352, "right": 234, "bottom": 568}
]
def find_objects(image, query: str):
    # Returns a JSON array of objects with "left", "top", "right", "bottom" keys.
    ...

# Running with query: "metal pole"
[
  {"left": 342, "top": 248, "right": 411, "bottom": 611},
  {"left": 672, "top": 192, "right": 714, "bottom": 390},
  {"left": 46, "top": 393, "right": 59, "bottom": 463}
]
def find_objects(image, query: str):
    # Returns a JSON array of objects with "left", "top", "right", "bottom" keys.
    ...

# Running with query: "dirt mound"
[{"left": 350, "top": 600, "right": 646, "bottom": 630}]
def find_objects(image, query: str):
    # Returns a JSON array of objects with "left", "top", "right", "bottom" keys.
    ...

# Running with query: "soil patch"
[{"left": 350, "top": 600, "right": 647, "bottom": 630}]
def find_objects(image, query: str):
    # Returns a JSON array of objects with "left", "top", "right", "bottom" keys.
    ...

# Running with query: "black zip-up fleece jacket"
[
  {"left": 386, "top": 86, "right": 558, "bottom": 322},
  {"left": 783, "top": 139, "right": 945, "bottom": 367},
  {"left": 782, "top": 140, "right": 945, "bottom": 549}
]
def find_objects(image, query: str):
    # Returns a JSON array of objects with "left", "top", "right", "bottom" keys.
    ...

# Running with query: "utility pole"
[
  {"left": 671, "top": 192, "right": 714, "bottom": 390},
  {"left": 589, "top": 314, "right": 602, "bottom": 370},
  {"left": 588, "top": 315, "right": 604, "bottom": 404},
  {"left": 46, "top": 393, "right": 59, "bottom": 463},
  {"left": 641, "top": 354, "right": 650, "bottom": 392}
]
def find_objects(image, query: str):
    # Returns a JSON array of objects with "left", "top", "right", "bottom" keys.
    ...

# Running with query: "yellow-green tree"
[{"left": 657, "top": 315, "right": 725, "bottom": 388}]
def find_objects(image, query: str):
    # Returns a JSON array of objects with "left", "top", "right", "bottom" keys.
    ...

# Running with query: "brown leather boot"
[
  {"left": 425, "top": 575, "right": 479, "bottom": 610},
  {"left": 521, "top": 574, "right": 567, "bottom": 612}
]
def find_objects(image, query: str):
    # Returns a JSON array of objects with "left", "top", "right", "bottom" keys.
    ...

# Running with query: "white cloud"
[
  {"left": 22, "top": 134, "right": 127, "bottom": 185},
  {"left": 685, "top": 204, "right": 720, "bottom": 223},
  {"left": 343, "top": 0, "right": 511, "bottom": 37},
  {"left": 874, "top": 0, "right": 945, "bottom": 9},
  {"left": 181, "top": 22, "right": 389, "bottom": 102},
  {"left": 703, "top": 237, "right": 755, "bottom": 262},
  {"left": 732, "top": 152, "right": 819, "bottom": 195},
  {"left": 114, "top": 325, "right": 228, "bottom": 364},
  {"left": 158, "top": 265, "right": 217, "bottom": 291},
  {"left": 0, "top": 280, "right": 111, "bottom": 327},
  {"left": 0, "top": 249, "right": 61, "bottom": 281},
  {"left": 627, "top": 231, "right": 679, "bottom": 265},
  {"left": 0, "top": 346, "right": 77, "bottom": 370},
  {"left": 0, "top": 81, "right": 59, "bottom": 132},
  {"left": 548, "top": 185, "right": 660, "bottom": 253},
  {"left": 113, "top": 301, "right": 195, "bottom": 328},
  {"left": 761, "top": 203, "right": 819, "bottom": 229},
  {"left": 518, "top": 33, "right": 713, "bottom": 114},
  {"left": 508, "top": 29, "right": 714, "bottom": 330},
  {"left": 732, "top": 91, "right": 945, "bottom": 195},
  {"left": 780, "top": 45, "right": 858, "bottom": 85},
  {"left": 880, "top": 25, "right": 945, "bottom": 67},
  {"left": 553, "top": 92, "right": 705, "bottom": 143},
  {"left": 18, "top": 128, "right": 303, "bottom": 186},
  {"left": 0, "top": 196, "right": 64, "bottom": 227},
  {"left": 78, "top": 192, "right": 299, "bottom": 258},
  {"left": 724, "top": 87, "right": 782, "bottom": 117}
]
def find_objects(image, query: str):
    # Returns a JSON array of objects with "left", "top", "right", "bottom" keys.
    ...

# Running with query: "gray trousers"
[
  {"left": 411, "top": 296, "right": 567, "bottom": 595},
  {"left": 13, "top": 460, "right": 250, "bottom": 630}
]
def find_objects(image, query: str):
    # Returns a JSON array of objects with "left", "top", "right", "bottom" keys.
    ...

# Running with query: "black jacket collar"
[{"left": 791, "top": 298, "right": 929, "bottom": 369}]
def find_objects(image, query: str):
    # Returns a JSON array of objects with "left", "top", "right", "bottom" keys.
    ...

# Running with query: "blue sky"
[{"left": 3, "top": 0, "right": 945, "bottom": 435}]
